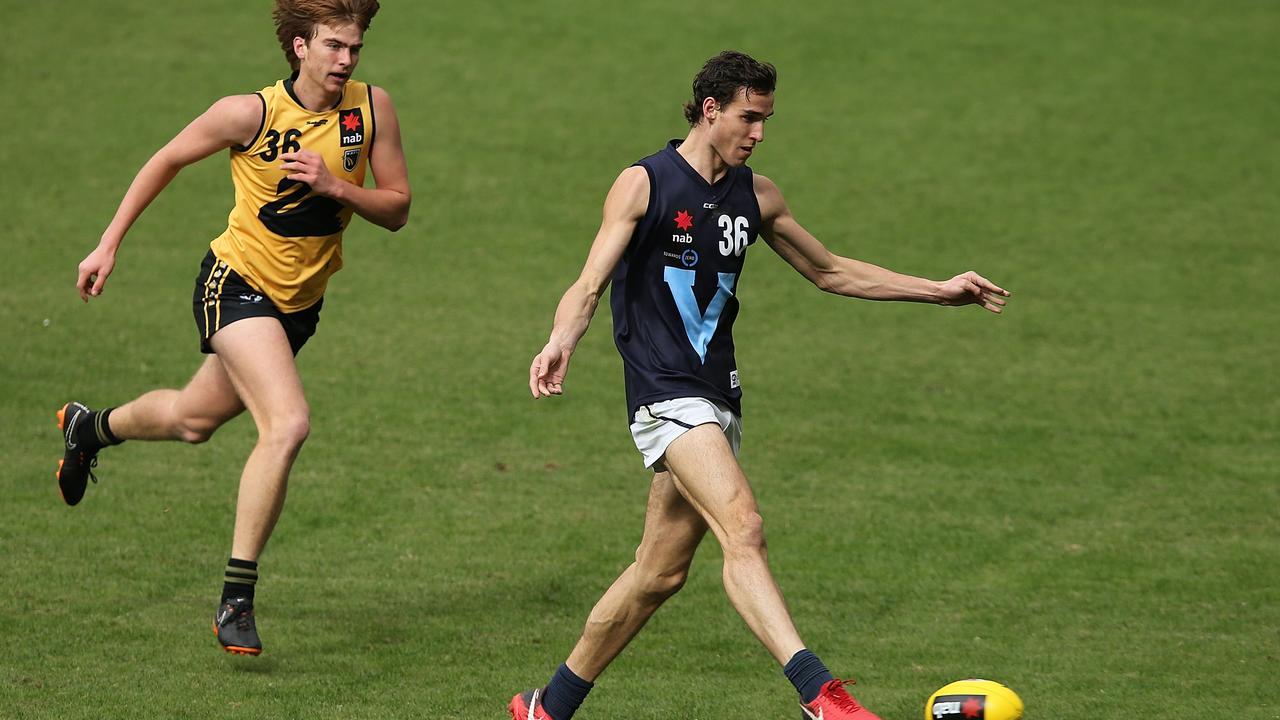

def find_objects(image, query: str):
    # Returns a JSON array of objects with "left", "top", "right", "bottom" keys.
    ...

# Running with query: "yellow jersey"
[{"left": 210, "top": 77, "right": 376, "bottom": 312}]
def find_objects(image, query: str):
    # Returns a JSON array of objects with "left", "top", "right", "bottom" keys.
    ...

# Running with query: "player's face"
[
  {"left": 299, "top": 23, "right": 364, "bottom": 94},
  {"left": 711, "top": 87, "right": 774, "bottom": 166}
]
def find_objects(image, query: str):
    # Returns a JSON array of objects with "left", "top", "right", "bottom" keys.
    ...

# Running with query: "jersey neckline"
[
  {"left": 664, "top": 139, "right": 740, "bottom": 190},
  {"left": 282, "top": 71, "right": 347, "bottom": 114}
]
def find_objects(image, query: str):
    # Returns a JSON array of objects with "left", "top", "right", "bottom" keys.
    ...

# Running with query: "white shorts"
[{"left": 630, "top": 397, "right": 742, "bottom": 471}]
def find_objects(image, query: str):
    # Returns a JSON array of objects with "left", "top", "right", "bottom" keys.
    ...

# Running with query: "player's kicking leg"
[
  {"left": 510, "top": 471, "right": 709, "bottom": 720},
  {"left": 661, "top": 424, "right": 882, "bottom": 720},
  {"left": 204, "top": 316, "right": 311, "bottom": 656}
]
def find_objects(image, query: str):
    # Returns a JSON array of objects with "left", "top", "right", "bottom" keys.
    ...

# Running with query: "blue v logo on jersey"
[{"left": 663, "top": 267, "right": 736, "bottom": 363}]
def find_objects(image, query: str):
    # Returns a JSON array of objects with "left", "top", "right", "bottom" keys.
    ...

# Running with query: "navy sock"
[
  {"left": 541, "top": 663, "right": 593, "bottom": 720},
  {"left": 784, "top": 649, "right": 834, "bottom": 704},
  {"left": 222, "top": 558, "right": 258, "bottom": 603}
]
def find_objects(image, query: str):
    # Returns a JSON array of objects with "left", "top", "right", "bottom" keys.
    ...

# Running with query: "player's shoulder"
[
  {"left": 204, "top": 93, "right": 267, "bottom": 142},
  {"left": 751, "top": 171, "right": 780, "bottom": 195},
  {"left": 604, "top": 166, "right": 651, "bottom": 219},
  {"left": 210, "top": 92, "right": 266, "bottom": 115},
  {"left": 616, "top": 164, "right": 650, "bottom": 187},
  {"left": 751, "top": 172, "right": 787, "bottom": 221}
]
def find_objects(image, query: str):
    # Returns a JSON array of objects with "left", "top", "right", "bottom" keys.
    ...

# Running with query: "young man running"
[
  {"left": 57, "top": 0, "right": 409, "bottom": 656},
  {"left": 515, "top": 51, "right": 1008, "bottom": 719}
]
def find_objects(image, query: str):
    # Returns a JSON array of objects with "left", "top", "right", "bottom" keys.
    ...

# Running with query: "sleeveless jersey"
[
  {"left": 209, "top": 76, "right": 376, "bottom": 312},
  {"left": 610, "top": 140, "right": 762, "bottom": 417}
]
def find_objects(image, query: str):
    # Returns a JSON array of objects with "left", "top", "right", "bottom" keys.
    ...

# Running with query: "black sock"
[
  {"left": 87, "top": 407, "right": 124, "bottom": 447},
  {"left": 222, "top": 558, "right": 258, "bottom": 603},
  {"left": 785, "top": 648, "right": 834, "bottom": 703},
  {"left": 541, "top": 663, "right": 593, "bottom": 720}
]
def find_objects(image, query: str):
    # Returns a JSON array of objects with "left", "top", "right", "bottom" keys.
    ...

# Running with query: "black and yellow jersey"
[{"left": 210, "top": 76, "right": 375, "bottom": 312}]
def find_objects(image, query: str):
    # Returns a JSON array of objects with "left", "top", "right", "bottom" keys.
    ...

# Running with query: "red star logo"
[
  {"left": 341, "top": 112, "right": 361, "bottom": 132},
  {"left": 674, "top": 210, "right": 694, "bottom": 231},
  {"left": 961, "top": 696, "right": 983, "bottom": 719}
]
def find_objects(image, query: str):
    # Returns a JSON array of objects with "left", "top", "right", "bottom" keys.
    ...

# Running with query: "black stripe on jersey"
[
  {"left": 367, "top": 85, "right": 378, "bottom": 154},
  {"left": 284, "top": 73, "right": 303, "bottom": 108},
  {"left": 645, "top": 406, "right": 696, "bottom": 429},
  {"left": 232, "top": 92, "right": 268, "bottom": 153}
]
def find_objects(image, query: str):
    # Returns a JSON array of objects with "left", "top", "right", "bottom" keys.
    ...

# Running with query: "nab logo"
[
  {"left": 672, "top": 209, "right": 695, "bottom": 244},
  {"left": 339, "top": 109, "right": 365, "bottom": 147}
]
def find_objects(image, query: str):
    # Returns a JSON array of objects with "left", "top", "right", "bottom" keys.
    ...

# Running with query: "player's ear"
[
  {"left": 701, "top": 96, "right": 718, "bottom": 123},
  {"left": 292, "top": 36, "right": 308, "bottom": 63}
]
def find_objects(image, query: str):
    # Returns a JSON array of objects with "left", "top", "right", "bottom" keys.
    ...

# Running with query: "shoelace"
[
  {"left": 825, "top": 680, "right": 864, "bottom": 711},
  {"left": 87, "top": 456, "right": 99, "bottom": 485},
  {"left": 234, "top": 607, "right": 254, "bottom": 631}
]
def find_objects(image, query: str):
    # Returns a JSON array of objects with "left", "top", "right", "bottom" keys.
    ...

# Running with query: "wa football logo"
[
  {"left": 343, "top": 148, "right": 360, "bottom": 172},
  {"left": 339, "top": 109, "right": 365, "bottom": 147}
]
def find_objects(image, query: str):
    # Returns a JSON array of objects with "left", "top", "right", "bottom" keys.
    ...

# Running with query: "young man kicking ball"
[{"left": 516, "top": 50, "right": 1008, "bottom": 719}]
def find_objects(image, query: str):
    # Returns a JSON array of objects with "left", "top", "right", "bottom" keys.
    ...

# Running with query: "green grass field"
[{"left": 3, "top": 1, "right": 1277, "bottom": 718}]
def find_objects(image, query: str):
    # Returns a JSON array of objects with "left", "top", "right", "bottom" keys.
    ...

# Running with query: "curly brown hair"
[
  {"left": 273, "top": 0, "right": 381, "bottom": 70},
  {"left": 682, "top": 51, "right": 777, "bottom": 127}
]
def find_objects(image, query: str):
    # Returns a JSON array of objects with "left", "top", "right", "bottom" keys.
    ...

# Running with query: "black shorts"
[{"left": 192, "top": 250, "right": 322, "bottom": 355}]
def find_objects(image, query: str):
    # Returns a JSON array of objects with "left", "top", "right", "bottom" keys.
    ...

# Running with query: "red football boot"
[
  {"left": 509, "top": 688, "right": 557, "bottom": 720},
  {"left": 800, "top": 679, "right": 882, "bottom": 720}
]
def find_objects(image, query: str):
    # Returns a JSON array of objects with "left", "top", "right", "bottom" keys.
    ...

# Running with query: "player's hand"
[
  {"left": 529, "top": 342, "right": 573, "bottom": 399},
  {"left": 76, "top": 245, "right": 117, "bottom": 303},
  {"left": 938, "top": 271, "right": 1010, "bottom": 313},
  {"left": 280, "top": 150, "right": 340, "bottom": 197}
]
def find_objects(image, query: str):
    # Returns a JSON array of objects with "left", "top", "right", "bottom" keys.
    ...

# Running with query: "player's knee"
[
  {"left": 177, "top": 417, "right": 221, "bottom": 444},
  {"left": 638, "top": 563, "right": 689, "bottom": 601},
  {"left": 724, "top": 510, "right": 767, "bottom": 556},
  {"left": 267, "top": 411, "right": 310, "bottom": 449}
]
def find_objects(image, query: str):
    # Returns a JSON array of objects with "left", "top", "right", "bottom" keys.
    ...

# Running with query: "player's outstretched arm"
[
  {"left": 755, "top": 174, "right": 1010, "bottom": 313},
  {"left": 279, "top": 86, "right": 410, "bottom": 232},
  {"left": 530, "top": 166, "right": 649, "bottom": 399},
  {"left": 78, "top": 95, "right": 265, "bottom": 302}
]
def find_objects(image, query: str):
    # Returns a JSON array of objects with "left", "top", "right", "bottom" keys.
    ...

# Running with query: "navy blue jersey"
[{"left": 610, "top": 140, "right": 762, "bottom": 417}]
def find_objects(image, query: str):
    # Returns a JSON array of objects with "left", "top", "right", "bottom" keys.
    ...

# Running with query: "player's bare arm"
[
  {"left": 77, "top": 94, "right": 265, "bottom": 302},
  {"left": 755, "top": 173, "right": 1009, "bottom": 313},
  {"left": 529, "top": 166, "right": 649, "bottom": 399},
  {"left": 278, "top": 86, "right": 411, "bottom": 231}
]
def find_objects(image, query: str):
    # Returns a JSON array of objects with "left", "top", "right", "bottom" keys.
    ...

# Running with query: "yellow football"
[{"left": 925, "top": 679, "right": 1024, "bottom": 720}]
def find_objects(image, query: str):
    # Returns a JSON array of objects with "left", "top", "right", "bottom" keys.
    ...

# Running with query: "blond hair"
[{"left": 273, "top": 0, "right": 381, "bottom": 70}]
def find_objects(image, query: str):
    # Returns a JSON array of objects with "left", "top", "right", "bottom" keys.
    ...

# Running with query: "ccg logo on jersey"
[
  {"left": 931, "top": 695, "right": 985, "bottom": 719},
  {"left": 339, "top": 109, "right": 365, "bottom": 147}
]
